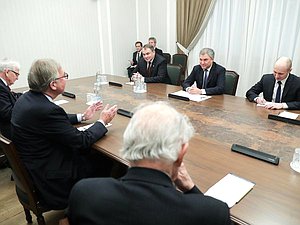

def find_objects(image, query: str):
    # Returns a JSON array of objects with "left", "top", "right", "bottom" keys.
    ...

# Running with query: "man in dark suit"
[
  {"left": 246, "top": 56, "right": 300, "bottom": 110},
  {"left": 148, "top": 36, "right": 163, "bottom": 56},
  {"left": 0, "top": 59, "right": 22, "bottom": 140},
  {"left": 182, "top": 48, "right": 225, "bottom": 95},
  {"left": 0, "top": 59, "right": 22, "bottom": 169},
  {"left": 11, "top": 59, "right": 118, "bottom": 209},
  {"left": 66, "top": 102, "right": 231, "bottom": 225},
  {"left": 132, "top": 44, "right": 171, "bottom": 83},
  {"left": 127, "top": 41, "right": 143, "bottom": 79}
]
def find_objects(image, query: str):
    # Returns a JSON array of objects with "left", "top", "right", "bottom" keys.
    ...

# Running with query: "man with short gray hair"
[
  {"left": 67, "top": 101, "right": 231, "bottom": 225},
  {"left": 0, "top": 58, "right": 22, "bottom": 139},
  {"left": 11, "top": 58, "right": 118, "bottom": 209},
  {"left": 182, "top": 47, "right": 226, "bottom": 95}
]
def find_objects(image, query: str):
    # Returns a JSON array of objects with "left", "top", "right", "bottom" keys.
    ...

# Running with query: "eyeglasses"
[
  {"left": 55, "top": 72, "right": 69, "bottom": 80},
  {"left": 9, "top": 70, "right": 20, "bottom": 77}
]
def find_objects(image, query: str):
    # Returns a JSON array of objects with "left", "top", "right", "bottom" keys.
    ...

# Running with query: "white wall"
[
  {"left": 0, "top": 0, "right": 101, "bottom": 88},
  {"left": 97, "top": 0, "right": 177, "bottom": 76},
  {"left": 0, "top": 0, "right": 177, "bottom": 88}
]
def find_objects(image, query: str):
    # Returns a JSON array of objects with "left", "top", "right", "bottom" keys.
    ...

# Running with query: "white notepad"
[
  {"left": 169, "top": 90, "right": 211, "bottom": 102},
  {"left": 205, "top": 173, "right": 255, "bottom": 208},
  {"left": 77, "top": 123, "right": 112, "bottom": 131}
]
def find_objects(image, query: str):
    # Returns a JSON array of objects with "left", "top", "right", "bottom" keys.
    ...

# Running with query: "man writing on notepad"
[{"left": 246, "top": 56, "right": 300, "bottom": 110}]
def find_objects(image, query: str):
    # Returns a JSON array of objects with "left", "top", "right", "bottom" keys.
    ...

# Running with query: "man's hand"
[
  {"left": 187, "top": 86, "right": 202, "bottom": 95},
  {"left": 264, "top": 102, "right": 284, "bottom": 110},
  {"left": 255, "top": 97, "right": 267, "bottom": 104},
  {"left": 99, "top": 104, "right": 118, "bottom": 124},
  {"left": 82, "top": 101, "right": 103, "bottom": 121},
  {"left": 173, "top": 163, "right": 195, "bottom": 192}
]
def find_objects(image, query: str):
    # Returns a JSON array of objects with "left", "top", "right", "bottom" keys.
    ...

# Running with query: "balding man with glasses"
[
  {"left": 11, "top": 58, "right": 118, "bottom": 209},
  {"left": 0, "top": 58, "right": 22, "bottom": 140}
]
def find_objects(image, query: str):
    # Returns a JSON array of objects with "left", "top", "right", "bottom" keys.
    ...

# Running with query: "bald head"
[{"left": 273, "top": 57, "right": 292, "bottom": 81}]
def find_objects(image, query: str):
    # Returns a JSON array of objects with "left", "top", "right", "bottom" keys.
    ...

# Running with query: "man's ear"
[
  {"left": 174, "top": 143, "right": 188, "bottom": 167},
  {"left": 49, "top": 80, "right": 57, "bottom": 91}
]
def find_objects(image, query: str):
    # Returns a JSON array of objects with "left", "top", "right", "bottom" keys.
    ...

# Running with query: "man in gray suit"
[{"left": 66, "top": 102, "right": 231, "bottom": 225}]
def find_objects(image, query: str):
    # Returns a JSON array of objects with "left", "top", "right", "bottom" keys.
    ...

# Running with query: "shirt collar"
[
  {"left": 0, "top": 77, "right": 8, "bottom": 86},
  {"left": 44, "top": 94, "right": 54, "bottom": 102},
  {"left": 277, "top": 73, "right": 289, "bottom": 86}
]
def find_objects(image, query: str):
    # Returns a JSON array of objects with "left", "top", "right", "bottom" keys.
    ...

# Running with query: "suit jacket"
[
  {"left": 182, "top": 62, "right": 226, "bottom": 95},
  {"left": 155, "top": 47, "right": 163, "bottom": 56},
  {"left": 133, "top": 53, "right": 171, "bottom": 84},
  {"left": 11, "top": 91, "right": 108, "bottom": 209},
  {"left": 68, "top": 167, "right": 231, "bottom": 225},
  {"left": 0, "top": 79, "right": 21, "bottom": 139},
  {"left": 246, "top": 74, "right": 300, "bottom": 109},
  {"left": 127, "top": 51, "right": 142, "bottom": 69}
]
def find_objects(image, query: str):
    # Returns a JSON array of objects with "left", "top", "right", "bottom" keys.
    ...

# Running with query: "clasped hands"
[
  {"left": 187, "top": 86, "right": 202, "bottom": 95},
  {"left": 131, "top": 72, "right": 144, "bottom": 82}
]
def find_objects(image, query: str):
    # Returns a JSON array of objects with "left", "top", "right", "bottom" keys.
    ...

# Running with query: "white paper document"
[
  {"left": 278, "top": 111, "right": 299, "bottom": 119},
  {"left": 54, "top": 99, "right": 69, "bottom": 105},
  {"left": 205, "top": 173, "right": 255, "bottom": 208},
  {"left": 77, "top": 123, "right": 112, "bottom": 131},
  {"left": 170, "top": 90, "right": 211, "bottom": 102}
]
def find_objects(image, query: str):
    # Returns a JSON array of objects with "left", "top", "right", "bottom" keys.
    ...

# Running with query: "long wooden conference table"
[{"left": 57, "top": 75, "right": 300, "bottom": 225}]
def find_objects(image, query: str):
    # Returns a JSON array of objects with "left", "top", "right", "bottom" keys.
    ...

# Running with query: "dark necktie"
[
  {"left": 202, "top": 69, "right": 208, "bottom": 89},
  {"left": 275, "top": 81, "right": 282, "bottom": 103},
  {"left": 147, "top": 62, "right": 152, "bottom": 76}
]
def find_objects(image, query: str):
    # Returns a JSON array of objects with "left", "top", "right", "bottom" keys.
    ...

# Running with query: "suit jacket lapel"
[{"left": 281, "top": 74, "right": 292, "bottom": 100}]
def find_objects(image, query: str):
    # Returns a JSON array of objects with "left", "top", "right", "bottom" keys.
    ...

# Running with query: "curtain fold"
[{"left": 176, "top": 0, "right": 215, "bottom": 53}]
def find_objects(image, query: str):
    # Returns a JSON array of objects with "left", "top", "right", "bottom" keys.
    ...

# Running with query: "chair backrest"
[
  {"left": 172, "top": 54, "right": 188, "bottom": 82},
  {"left": 0, "top": 134, "right": 46, "bottom": 215},
  {"left": 167, "top": 64, "right": 182, "bottom": 86},
  {"left": 172, "top": 54, "right": 188, "bottom": 71},
  {"left": 224, "top": 70, "right": 239, "bottom": 96},
  {"left": 162, "top": 53, "right": 171, "bottom": 64}
]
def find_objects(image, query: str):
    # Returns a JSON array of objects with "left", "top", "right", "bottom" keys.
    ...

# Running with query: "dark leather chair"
[
  {"left": 172, "top": 54, "right": 188, "bottom": 82},
  {"left": 167, "top": 64, "right": 182, "bottom": 86},
  {"left": 162, "top": 53, "right": 171, "bottom": 64},
  {"left": 0, "top": 134, "right": 49, "bottom": 225},
  {"left": 224, "top": 70, "right": 239, "bottom": 96}
]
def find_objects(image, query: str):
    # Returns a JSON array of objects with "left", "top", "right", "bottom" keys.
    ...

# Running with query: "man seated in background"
[
  {"left": 182, "top": 48, "right": 225, "bottom": 95},
  {"left": 132, "top": 44, "right": 170, "bottom": 83},
  {"left": 66, "top": 101, "right": 231, "bottom": 225},
  {"left": 0, "top": 59, "right": 22, "bottom": 140},
  {"left": 127, "top": 41, "right": 143, "bottom": 79},
  {"left": 0, "top": 59, "right": 22, "bottom": 169},
  {"left": 148, "top": 36, "right": 163, "bottom": 56},
  {"left": 246, "top": 56, "right": 300, "bottom": 110},
  {"left": 11, "top": 58, "right": 118, "bottom": 209}
]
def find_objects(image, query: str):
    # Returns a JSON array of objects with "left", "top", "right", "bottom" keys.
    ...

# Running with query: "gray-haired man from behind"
[{"left": 67, "top": 101, "right": 231, "bottom": 225}]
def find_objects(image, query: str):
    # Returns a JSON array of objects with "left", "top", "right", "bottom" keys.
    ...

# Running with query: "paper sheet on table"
[
  {"left": 170, "top": 90, "right": 211, "bottom": 102},
  {"left": 278, "top": 111, "right": 299, "bottom": 119},
  {"left": 77, "top": 123, "right": 112, "bottom": 131},
  {"left": 125, "top": 82, "right": 134, "bottom": 86},
  {"left": 205, "top": 173, "right": 255, "bottom": 208},
  {"left": 54, "top": 100, "right": 69, "bottom": 105}
]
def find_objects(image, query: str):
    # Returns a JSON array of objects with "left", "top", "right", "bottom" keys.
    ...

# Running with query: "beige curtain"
[{"left": 176, "top": 0, "right": 216, "bottom": 53}]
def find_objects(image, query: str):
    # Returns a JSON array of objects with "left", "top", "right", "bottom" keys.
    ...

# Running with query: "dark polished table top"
[{"left": 57, "top": 75, "right": 300, "bottom": 225}]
